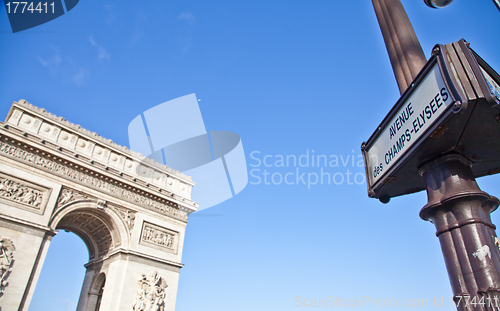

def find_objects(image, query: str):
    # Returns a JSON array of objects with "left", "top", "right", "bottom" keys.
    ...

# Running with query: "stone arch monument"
[{"left": 0, "top": 100, "right": 198, "bottom": 310}]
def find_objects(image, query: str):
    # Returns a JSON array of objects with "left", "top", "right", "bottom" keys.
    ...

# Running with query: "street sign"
[
  {"left": 362, "top": 39, "right": 500, "bottom": 202},
  {"left": 365, "top": 63, "right": 454, "bottom": 187}
]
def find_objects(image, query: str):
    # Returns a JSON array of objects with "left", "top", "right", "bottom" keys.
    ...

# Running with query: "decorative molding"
[
  {"left": 140, "top": 222, "right": 178, "bottom": 253},
  {"left": 0, "top": 236, "right": 15, "bottom": 296},
  {"left": 132, "top": 271, "right": 168, "bottom": 311},
  {"left": 0, "top": 172, "right": 51, "bottom": 215},
  {"left": 108, "top": 204, "right": 136, "bottom": 232},
  {"left": 0, "top": 139, "right": 188, "bottom": 221}
]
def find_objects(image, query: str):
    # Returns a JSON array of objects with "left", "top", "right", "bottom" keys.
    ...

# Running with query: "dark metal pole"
[
  {"left": 419, "top": 154, "right": 500, "bottom": 310},
  {"left": 372, "top": 0, "right": 427, "bottom": 94},
  {"left": 372, "top": 1, "right": 500, "bottom": 309},
  {"left": 494, "top": 0, "right": 500, "bottom": 12}
]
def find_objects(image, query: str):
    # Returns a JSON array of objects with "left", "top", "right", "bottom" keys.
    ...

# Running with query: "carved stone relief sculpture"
[
  {"left": 0, "top": 173, "right": 46, "bottom": 211},
  {"left": 108, "top": 204, "right": 136, "bottom": 231},
  {"left": 140, "top": 223, "right": 176, "bottom": 251},
  {"left": 132, "top": 271, "right": 168, "bottom": 311},
  {"left": 57, "top": 188, "right": 89, "bottom": 208},
  {"left": 0, "top": 236, "right": 15, "bottom": 296}
]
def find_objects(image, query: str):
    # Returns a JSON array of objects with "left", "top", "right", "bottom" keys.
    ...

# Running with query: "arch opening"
[
  {"left": 55, "top": 207, "right": 118, "bottom": 260},
  {"left": 29, "top": 203, "right": 125, "bottom": 311},
  {"left": 28, "top": 231, "right": 88, "bottom": 311},
  {"left": 93, "top": 273, "right": 105, "bottom": 311}
]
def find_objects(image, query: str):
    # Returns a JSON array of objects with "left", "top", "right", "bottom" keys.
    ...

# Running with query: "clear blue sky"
[{"left": 1, "top": 1, "right": 500, "bottom": 310}]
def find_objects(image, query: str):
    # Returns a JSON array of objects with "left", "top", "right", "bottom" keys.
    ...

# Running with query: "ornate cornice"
[
  {"left": 4, "top": 100, "right": 199, "bottom": 215},
  {"left": 0, "top": 134, "right": 189, "bottom": 221}
]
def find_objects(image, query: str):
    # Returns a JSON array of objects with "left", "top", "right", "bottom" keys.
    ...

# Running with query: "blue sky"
[{"left": 1, "top": 1, "right": 500, "bottom": 310}]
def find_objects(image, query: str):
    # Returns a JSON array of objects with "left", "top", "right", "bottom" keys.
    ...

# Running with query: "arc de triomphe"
[{"left": 0, "top": 100, "right": 199, "bottom": 310}]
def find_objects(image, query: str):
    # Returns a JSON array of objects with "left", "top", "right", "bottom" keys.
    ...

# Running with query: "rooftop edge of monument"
[
  {"left": 1, "top": 99, "right": 199, "bottom": 212},
  {"left": 10, "top": 99, "right": 192, "bottom": 182}
]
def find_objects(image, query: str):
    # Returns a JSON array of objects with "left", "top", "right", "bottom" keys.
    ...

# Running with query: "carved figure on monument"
[
  {"left": 58, "top": 189, "right": 74, "bottom": 206},
  {"left": 124, "top": 209, "right": 136, "bottom": 229},
  {"left": 132, "top": 271, "right": 168, "bottom": 311},
  {"left": 109, "top": 205, "right": 136, "bottom": 231},
  {"left": 0, "top": 236, "right": 15, "bottom": 295},
  {"left": 57, "top": 188, "right": 89, "bottom": 207}
]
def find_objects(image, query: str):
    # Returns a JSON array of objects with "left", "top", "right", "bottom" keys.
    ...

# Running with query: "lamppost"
[
  {"left": 366, "top": 1, "right": 500, "bottom": 310},
  {"left": 424, "top": 0, "right": 500, "bottom": 12},
  {"left": 424, "top": 0, "right": 455, "bottom": 8}
]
